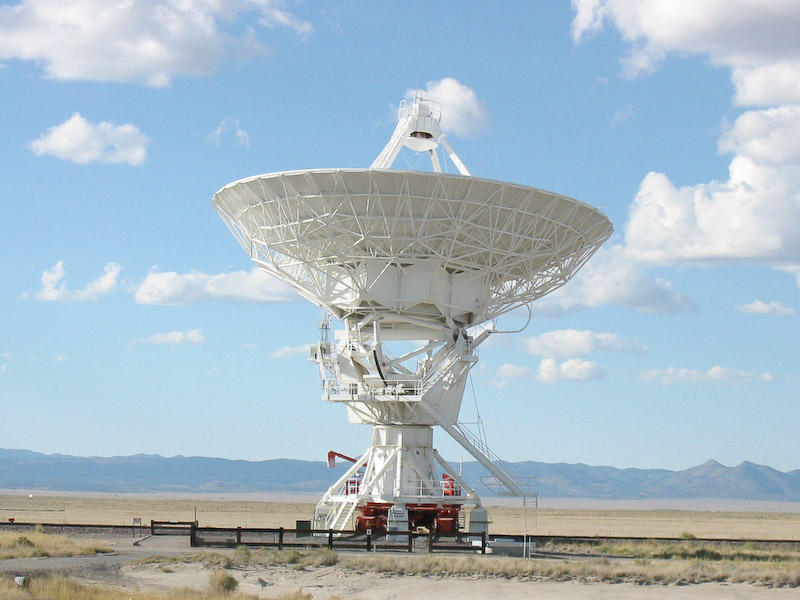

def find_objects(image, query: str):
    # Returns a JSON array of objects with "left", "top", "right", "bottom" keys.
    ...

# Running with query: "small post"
[
  {"left": 407, "top": 531, "right": 413, "bottom": 553},
  {"left": 150, "top": 520, "right": 155, "bottom": 535},
  {"left": 328, "top": 529, "right": 333, "bottom": 550},
  {"left": 366, "top": 529, "right": 372, "bottom": 552},
  {"left": 236, "top": 527, "right": 242, "bottom": 545},
  {"left": 481, "top": 531, "right": 486, "bottom": 555},
  {"left": 190, "top": 522, "right": 197, "bottom": 547},
  {"left": 278, "top": 527, "right": 284, "bottom": 550},
  {"left": 428, "top": 530, "right": 434, "bottom": 553}
]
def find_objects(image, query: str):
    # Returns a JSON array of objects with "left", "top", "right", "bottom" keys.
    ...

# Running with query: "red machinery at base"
[
  {"left": 355, "top": 502, "right": 461, "bottom": 533},
  {"left": 328, "top": 451, "right": 463, "bottom": 533}
]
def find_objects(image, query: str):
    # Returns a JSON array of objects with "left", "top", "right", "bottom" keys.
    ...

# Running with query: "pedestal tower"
[{"left": 213, "top": 93, "right": 613, "bottom": 533}]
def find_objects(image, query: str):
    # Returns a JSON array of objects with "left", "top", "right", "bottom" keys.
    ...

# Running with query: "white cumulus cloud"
[
  {"left": 720, "top": 106, "right": 800, "bottom": 165},
  {"left": 406, "top": 78, "right": 489, "bottom": 137},
  {"left": 134, "top": 267, "right": 298, "bottom": 305},
  {"left": 524, "top": 329, "right": 645, "bottom": 357},
  {"left": 143, "top": 329, "right": 205, "bottom": 346},
  {"left": 208, "top": 117, "right": 250, "bottom": 148},
  {"left": 572, "top": 1, "right": 800, "bottom": 284},
  {"left": 734, "top": 299, "right": 795, "bottom": 315},
  {"left": 537, "top": 358, "right": 605, "bottom": 384},
  {"left": 258, "top": 3, "right": 314, "bottom": 36},
  {"left": 491, "top": 363, "right": 534, "bottom": 388},
  {"left": 571, "top": 0, "right": 800, "bottom": 104},
  {"left": 30, "top": 113, "right": 148, "bottom": 166},
  {"left": 529, "top": 245, "right": 696, "bottom": 315},
  {"left": 624, "top": 109, "right": 800, "bottom": 265},
  {"left": 497, "top": 363, "right": 532, "bottom": 380},
  {"left": 0, "top": 0, "right": 313, "bottom": 86},
  {"left": 271, "top": 345, "right": 310, "bottom": 358},
  {"left": 24, "top": 260, "right": 121, "bottom": 302},
  {"left": 640, "top": 365, "right": 773, "bottom": 385}
]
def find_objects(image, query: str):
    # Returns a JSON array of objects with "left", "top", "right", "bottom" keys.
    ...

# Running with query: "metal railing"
[
  {"left": 403, "top": 478, "right": 465, "bottom": 499},
  {"left": 324, "top": 343, "right": 476, "bottom": 403},
  {"left": 189, "top": 524, "right": 486, "bottom": 554},
  {"left": 451, "top": 421, "right": 524, "bottom": 496},
  {"left": 328, "top": 477, "right": 465, "bottom": 501}
]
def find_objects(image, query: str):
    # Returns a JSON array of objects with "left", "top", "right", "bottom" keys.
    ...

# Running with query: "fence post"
[
  {"left": 407, "top": 531, "right": 413, "bottom": 553},
  {"left": 428, "top": 531, "right": 434, "bottom": 553},
  {"left": 190, "top": 523, "right": 197, "bottom": 547},
  {"left": 328, "top": 530, "right": 333, "bottom": 550},
  {"left": 278, "top": 527, "right": 284, "bottom": 550},
  {"left": 150, "top": 520, "right": 155, "bottom": 535},
  {"left": 236, "top": 527, "right": 242, "bottom": 545},
  {"left": 481, "top": 531, "right": 486, "bottom": 555}
]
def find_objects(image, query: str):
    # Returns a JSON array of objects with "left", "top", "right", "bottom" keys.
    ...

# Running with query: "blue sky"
[{"left": 1, "top": 1, "right": 799, "bottom": 473}]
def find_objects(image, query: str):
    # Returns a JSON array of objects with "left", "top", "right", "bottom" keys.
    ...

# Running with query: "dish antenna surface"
[{"left": 213, "top": 93, "right": 613, "bottom": 534}]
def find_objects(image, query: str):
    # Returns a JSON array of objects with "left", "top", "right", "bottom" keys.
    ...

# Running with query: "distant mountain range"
[{"left": 2, "top": 448, "right": 799, "bottom": 501}]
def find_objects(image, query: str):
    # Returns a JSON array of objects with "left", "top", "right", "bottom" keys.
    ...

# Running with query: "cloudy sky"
[{"left": 2, "top": 0, "right": 799, "bottom": 473}]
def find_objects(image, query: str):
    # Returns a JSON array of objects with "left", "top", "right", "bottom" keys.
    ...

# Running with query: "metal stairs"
[{"left": 329, "top": 498, "right": 359, "bottom": 531}]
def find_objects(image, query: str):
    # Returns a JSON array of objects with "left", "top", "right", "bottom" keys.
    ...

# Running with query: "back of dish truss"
[{"left": 213, "top": 168, "right": 613, "bottom": 328}]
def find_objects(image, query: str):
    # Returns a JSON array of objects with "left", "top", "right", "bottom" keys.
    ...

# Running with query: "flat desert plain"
[
  {"left": 2, "top": 492, "right": 800, "bottom": 599},
  {"left": 3, "top": 491, "right": 800, "bottom": 539}
]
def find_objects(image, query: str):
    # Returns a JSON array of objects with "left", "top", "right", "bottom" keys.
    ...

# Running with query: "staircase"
[{"left": 321, "top": 497, "right": 358, "bottom": 531}]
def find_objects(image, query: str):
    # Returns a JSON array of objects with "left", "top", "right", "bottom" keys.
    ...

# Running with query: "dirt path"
[
  {"left": 0, "top": 533, "right": 188, "bottom": 588},
  {"left": 3, "top": 534, "right": 800, "bottom": 599},
  {"left": 124, "top": 561, "right": 800, "bottom": 600}
]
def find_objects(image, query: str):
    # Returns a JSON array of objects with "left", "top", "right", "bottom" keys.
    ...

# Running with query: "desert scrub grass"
[
  {"left": 208, "top": 568, "right": 238, "bottom": 594},
  {"left": 0, "top": 575, "right": 261, "bottom": 599},
  {"left": 138, "top": 550, "right": 232, "bottom": 569},
  {"left": 0, "top": 530, "right": 111, "bottom": 559},
  {"left": 241, "top": 548, "right": 339, "bottom": 569},
  {"left": 337, "top": 551, "right": 800, "bottom": 587},
  {"left": 547, "top": 539, "right": 800, "bottom": 564},
  {"left": 139, "top": 548, "right": 339, "bottom": 571},
  {"left": 232, "top": 544, "right": 251, "bottom": 564}
]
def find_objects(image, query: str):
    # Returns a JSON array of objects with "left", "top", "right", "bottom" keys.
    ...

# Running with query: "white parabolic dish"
[{"left": 213, "top": 168, "right": 613, "bottom": 331}]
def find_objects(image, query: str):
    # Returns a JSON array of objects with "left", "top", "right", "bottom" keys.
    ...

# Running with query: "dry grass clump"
[
  {"left": 137, "top": 543, "right": 800, "bottom": 588},
  {"left": 138, "top": 550, "right": 233, "bottom": 568},
  {"left": 0, "top": 575, "right": 315, "bottom": 600},
  {"left": 0, "top": 575, "right": 253, "bottom": 599},
  {"left": 139, "top": 548, "right": 339, "bottom": 570},
  {"left": 337, "top": 548, "right": 800, "bottom": 587},
  {"left": 208, "top": 568, "right": 238, "bottom": 594},
  {"left": 0, "top": 530, "right": 111, "bottom": 559},
  {"left": 246, "top": 548, "right": 339, "bottom": 568},
  {"left": 546, "top": 539, "right": 800, "bottom": 563}
]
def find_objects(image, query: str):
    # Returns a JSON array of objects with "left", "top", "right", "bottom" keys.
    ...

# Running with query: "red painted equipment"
[
  {"left": 442, "top": 473, "right": 460, "bottom": 496},
  {"left": 405, "top": 503, "right": 462, "bottom": 533},
  {"left": 327, "top": 450, "right": 359, "bottom": 468},
  {"left": 356, "top": 502, "right": 392, "bottom": 532}
]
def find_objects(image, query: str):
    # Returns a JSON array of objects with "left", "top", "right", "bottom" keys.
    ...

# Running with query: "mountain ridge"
[{"left": 2, "top": 448, "right": 799, "bottom": 500}]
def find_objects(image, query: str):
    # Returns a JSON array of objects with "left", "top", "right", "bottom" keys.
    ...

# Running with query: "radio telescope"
[{"left": 213, "top": 93, "right": 613, "bottom": 534}]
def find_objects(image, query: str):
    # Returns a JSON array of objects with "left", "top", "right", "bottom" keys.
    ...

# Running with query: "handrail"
[
  {"left": 451, "top": 422, "right": 522, "bottom": 494},
  {"left": 323, "top": 341, "right": 476, "bottom": 403}
]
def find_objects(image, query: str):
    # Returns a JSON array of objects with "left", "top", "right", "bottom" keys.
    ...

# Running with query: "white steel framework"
[{"left": 213, "top": 94, "right": 613, "bottom": 533}]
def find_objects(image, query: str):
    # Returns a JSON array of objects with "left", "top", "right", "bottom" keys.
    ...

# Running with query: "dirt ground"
[
  {"left": 3, "top": 493, "right": 800, "bottom": 598},
  {"left": 124, "top": 557, "right": 800, "bottom": 600},
  {"left": 3, "top": 491, "right": 800, "bottom": 539},
  {"left": 2, "top": 532, "right": 800, "bottom": 600}
]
